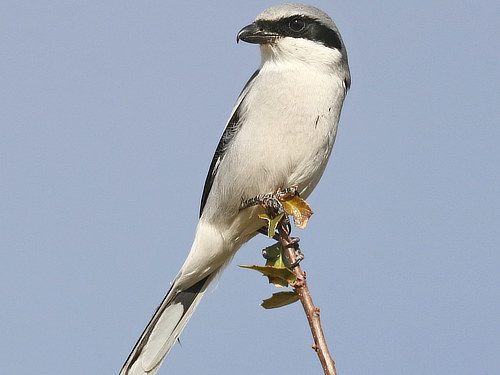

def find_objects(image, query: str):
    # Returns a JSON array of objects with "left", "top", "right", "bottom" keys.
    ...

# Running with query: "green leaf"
[
  {"left": 258, "top": 212, "right": 284, "bottom": 238},
  {"left": 240, "top": 243, "right": 291, "bottom": 287},
  {"left": 239, "top": 264, "right": 296, "bottom": 287},
  {"left": 261, "top": 291, "right": 300, "bottom": 309},
  {"left": 262, "top": 242, "right": 285, "bottom": 268},
  {"left": 263, "top": 243, "right": 287, "bottom": 286}
]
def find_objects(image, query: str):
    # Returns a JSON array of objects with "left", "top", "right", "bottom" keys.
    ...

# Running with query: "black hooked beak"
[{"left": 236, "top": 23, "right": 279, "bottom": 44}]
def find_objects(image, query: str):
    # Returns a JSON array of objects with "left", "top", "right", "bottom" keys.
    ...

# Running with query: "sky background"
[{"left": 1, "top": 1, "right": 499, "bottom": 374}]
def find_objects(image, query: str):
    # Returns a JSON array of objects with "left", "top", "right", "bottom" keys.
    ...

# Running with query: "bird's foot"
[
  {"left": 276, "top": 186, "right": 300, "bottom": 200},
  {"left": 242, "top": 186, "right": 300, "bottom": 238},
  {"left": 241, "top": 192, "right": 283, "bottom": 216},
  {"left": 241, "top": 186, "right": 300, "bottom": 216}
]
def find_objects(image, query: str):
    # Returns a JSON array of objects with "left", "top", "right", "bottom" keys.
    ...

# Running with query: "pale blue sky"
[{"left": 1, "top": 1, "right": 499, "bottom": 374}]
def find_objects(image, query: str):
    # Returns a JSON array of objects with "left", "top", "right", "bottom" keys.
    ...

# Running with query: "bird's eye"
[{"left": 289, "top": 18, "right": 306, "bottom": 32}]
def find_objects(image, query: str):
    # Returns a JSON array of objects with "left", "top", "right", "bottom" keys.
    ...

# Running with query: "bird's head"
[{"left": 237, "top": 3, "right": 349, "bottom": 83}]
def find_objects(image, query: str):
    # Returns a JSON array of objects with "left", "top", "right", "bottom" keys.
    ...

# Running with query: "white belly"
[{"left": 204, "top": 67, "right": 345, "bottom": 223}]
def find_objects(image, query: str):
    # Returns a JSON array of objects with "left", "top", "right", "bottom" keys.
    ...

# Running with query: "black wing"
[{"left": 199, "top": 69, "right": 260, "bottom": 217}]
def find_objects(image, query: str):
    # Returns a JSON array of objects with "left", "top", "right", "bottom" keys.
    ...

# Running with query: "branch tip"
[{"left": 276, "top": 218, "right": 337, "bottom": 375}]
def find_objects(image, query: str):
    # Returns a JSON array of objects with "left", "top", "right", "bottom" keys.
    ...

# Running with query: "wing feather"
[{"left": 199, "top": 69, "right": 260, "bottom": 216}]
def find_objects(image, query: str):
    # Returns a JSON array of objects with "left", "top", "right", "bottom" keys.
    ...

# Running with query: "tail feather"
[{"left": 120, "top": 274, "right": 214, "bottom": 375}]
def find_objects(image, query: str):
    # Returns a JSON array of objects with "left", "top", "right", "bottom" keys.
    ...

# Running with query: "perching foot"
[{"left": 241, "top": 186, "right": 300, "bottom": 216}]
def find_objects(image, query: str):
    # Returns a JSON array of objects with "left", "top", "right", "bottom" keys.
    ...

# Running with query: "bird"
[{"left": 120, "top": 4, "right": 350, "bottom": 374}]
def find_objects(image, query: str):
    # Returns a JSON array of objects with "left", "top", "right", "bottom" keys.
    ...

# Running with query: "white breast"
[{"left": 203, "top": 36, "right": 347, "bottom": 222}]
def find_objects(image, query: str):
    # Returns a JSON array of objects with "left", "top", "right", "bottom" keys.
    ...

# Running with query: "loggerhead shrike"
[{"left": 120, "top": 4, "right": 350, "bottom": 374}]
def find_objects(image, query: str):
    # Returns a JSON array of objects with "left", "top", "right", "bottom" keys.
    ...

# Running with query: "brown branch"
[{"left": 277, "top": 221, "right": 337, "bottom": 375}]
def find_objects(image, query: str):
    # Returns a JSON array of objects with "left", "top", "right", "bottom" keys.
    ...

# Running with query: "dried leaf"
[
  {"left": 261, "top": 291, "right": 300, "bottom": 309},
  {"left": 279, "top": 195, "right": 314, "bottom": 229}
]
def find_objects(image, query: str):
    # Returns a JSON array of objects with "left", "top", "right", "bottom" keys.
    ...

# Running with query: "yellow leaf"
[
  {"left": 279, "top": 195, "right": 314, "bottom": 229},
  {"left": 239, "top": 265, "right": 296, "bottom": 287}
]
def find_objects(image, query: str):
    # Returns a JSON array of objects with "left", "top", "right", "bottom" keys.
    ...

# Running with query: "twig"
[{"left": 277, "top": 221, "right": 337, "bottom": 375}]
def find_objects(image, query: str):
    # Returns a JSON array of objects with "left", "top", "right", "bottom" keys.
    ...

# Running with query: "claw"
[
  {"left": 261, "top": 195, "right": 285, "bottom": 217},
  {"left": 241, "top": 187, "right": 302, "bottom": 239},
  {"left": 276, "top": 186, "right": 300, "bottom": 200},
  {"left": 240, "top": 186, "right": 300, "bottom": 212}
]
